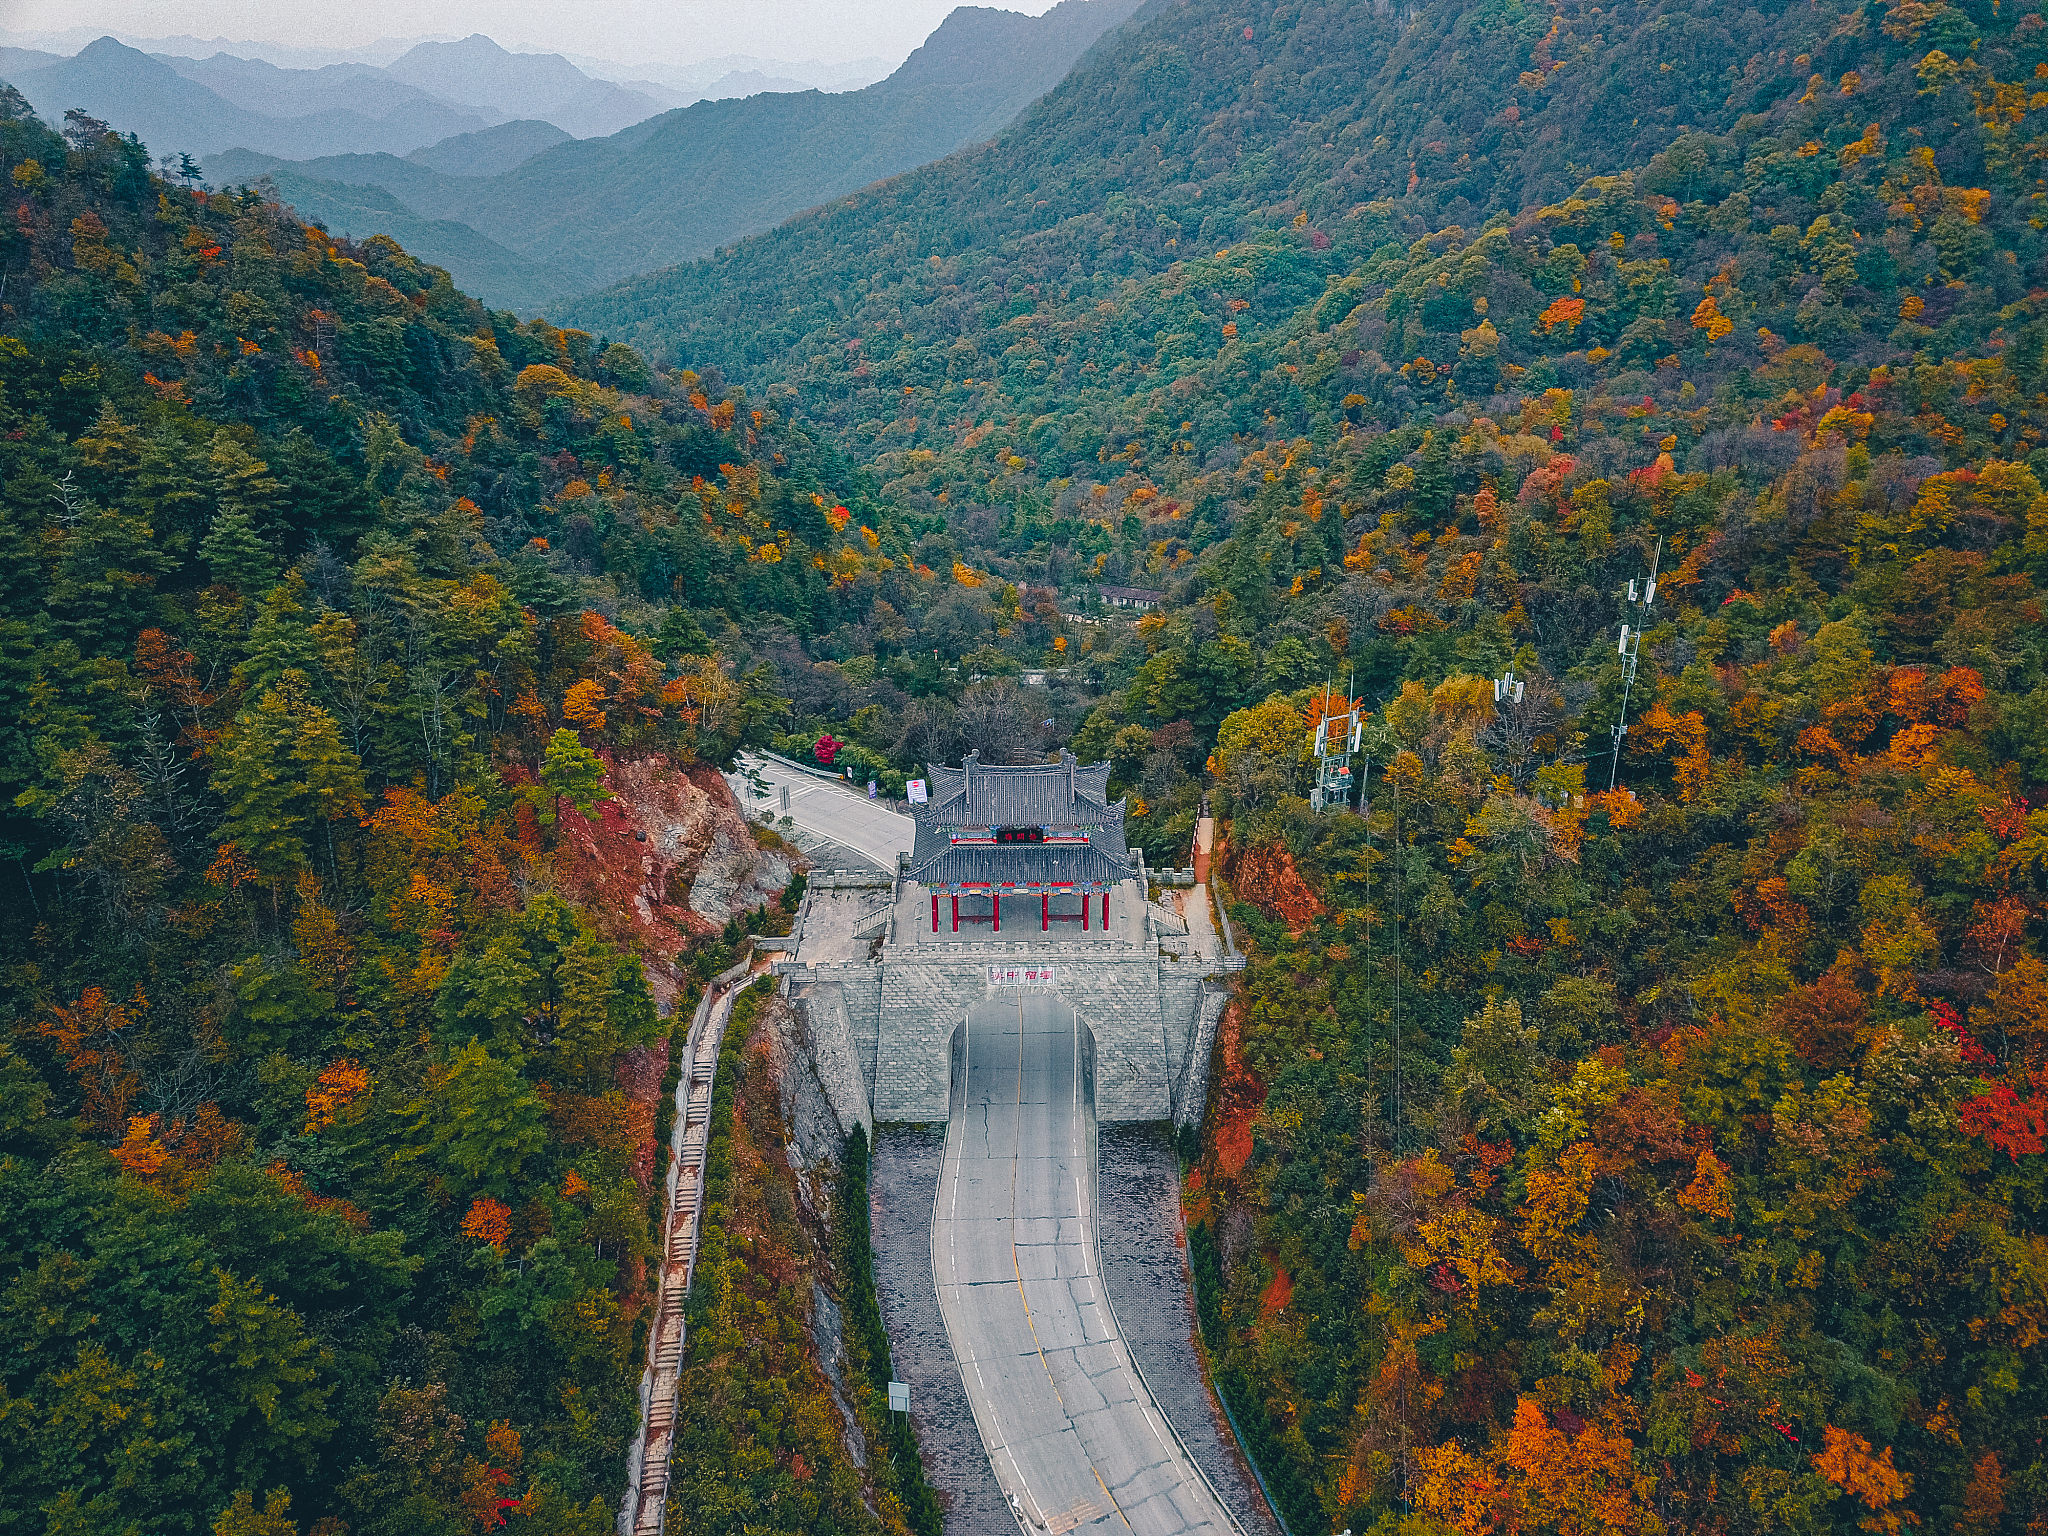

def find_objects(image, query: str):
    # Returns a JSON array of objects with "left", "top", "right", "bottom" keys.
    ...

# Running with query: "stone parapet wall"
[
  {"left": 1176, "top": 987, "right": 1232, "bottom": 1132},
  {"left": 1157, "top": 968, "right": 1203, "bottom": 1122}
]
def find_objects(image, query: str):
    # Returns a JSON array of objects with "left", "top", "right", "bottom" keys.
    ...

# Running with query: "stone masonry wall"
[
  {"left": 790, "top": 982, "right": 874, "bottom": 1139},
  {"left": 1157, "top": 967, "right": 1203, "bottom": 1122},
  {"left": 874, "top": 958, "right": 984, "bottom": 1120},
  {"left": 1057, "top": 956, "right": 1171, "bottom": 1120},
  {"left": 861, "top": 951, "right": 1175, "bottom": 1121},
  {"left": 787, "top": 935, "right": 1224, "bottom": 1125}
]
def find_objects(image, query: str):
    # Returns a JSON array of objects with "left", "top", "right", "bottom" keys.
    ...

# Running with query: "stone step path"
[{"left": 624, "top": 964, "right": 757, "bottom": 1536}]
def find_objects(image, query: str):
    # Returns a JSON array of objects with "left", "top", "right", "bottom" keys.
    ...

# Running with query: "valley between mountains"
[{"left": 2, "top": 0, "right": 2047, "bottom": 1530}]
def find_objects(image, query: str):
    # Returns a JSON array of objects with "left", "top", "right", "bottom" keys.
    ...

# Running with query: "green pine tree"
[
  {"left": 551, "top": 930, "right": 618, "bottom": 1088},
  {"left": 413, "top": 1037, "right": 546, "bottom": 1196},
  {"left": 133, "top": 423, "right": 210, "bottom": 556},
  {"left": 50, "top": 502, "right": 172, "bottom": 656},
  {"left": 202, "top": 431, "right": 283, "bottom": 592},
  {"left": 273, "top": 428, "right": 369, "bottom": 546},
  {"left": 652, "top": 606, "right": 712, "bottom": 660},
  {"left": 237, "top": 575, "right": 318, "bottom": 695},
  {"left": 202, "top": 501, "right": 278, "bottom": 594},
  {"left": 213, "top": 671, "right": 364, "bottom": 892},
  {"left": 538, "top": 728, "right": 611, "bottom": 824},
  {"left": 438, "top": 930, "right": 540, "bottom": 1054},
  {"left": 1412, "top": 428, "right": 1453, "bottom": 524}
]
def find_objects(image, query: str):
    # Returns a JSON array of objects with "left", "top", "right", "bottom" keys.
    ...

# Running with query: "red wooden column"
[
  {"left": 1082, "top": 890, "right": 1089, "bottom": 931},
  {"left": 992, "top": 891, "right": 1001, "bottom": 933},
  {"left": 931, "top": 891, "right": 939, "bottom": 932},
  {"left": 1100, "top": 890, "right": 1109, "bottom": 928},
  {"left": 1041, "top": 892, "right": 1049, "bottom": 931},
  {"left": 951, "top": 894, "right": 959, "bottom": 933}
]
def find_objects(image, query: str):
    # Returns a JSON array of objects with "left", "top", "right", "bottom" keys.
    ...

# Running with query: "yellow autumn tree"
[
  {"left": 562, "top": 678, "right": 608, "bottom": 734},
  {"left": 1634, "top": 700, "right": 1711, "bottom": 800},
  {"left": 1691, "top": 295, "right": 1734, "bottom": 342}
]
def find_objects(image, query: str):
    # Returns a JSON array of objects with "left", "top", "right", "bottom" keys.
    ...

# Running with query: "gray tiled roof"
[
  {"left": 910, "top": 842, "right": 1131, "bottom": 890},
  {"left": 908, "top": 750, "right": 1131, "bottom": 887},
  {"left": 920, "top": 750, "right": 1112, "bottom": 826}
]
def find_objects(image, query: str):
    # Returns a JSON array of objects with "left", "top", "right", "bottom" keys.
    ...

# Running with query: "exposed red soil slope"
[
  {"left": 1224, "top": 836, "right": 1326, "bottom": 931},
  {"left": 1210, "top": 997, "right": 1267, "bottom": 1180},
  {"left": 1259, "top": 1261, "right": 1293, "bottom": 1318}
]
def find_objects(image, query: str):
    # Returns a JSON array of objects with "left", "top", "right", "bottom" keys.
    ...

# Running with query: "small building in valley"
[{"left": 1098, "top": 584, "right": 1165, "bottom": 611}]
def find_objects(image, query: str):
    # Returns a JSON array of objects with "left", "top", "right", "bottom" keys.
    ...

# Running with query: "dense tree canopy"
[{"left": 7, "top": 0, "right": 2048, "bottom": 1526}]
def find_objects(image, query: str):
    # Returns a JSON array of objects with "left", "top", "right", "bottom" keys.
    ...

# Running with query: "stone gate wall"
[{"left": 778, "top": 878, "right": 1227, "bottom": 1124}]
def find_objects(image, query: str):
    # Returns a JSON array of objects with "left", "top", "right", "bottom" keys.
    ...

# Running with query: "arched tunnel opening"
[{"left": 947, "top": 992, "right": 1097, "bottom": 1122}]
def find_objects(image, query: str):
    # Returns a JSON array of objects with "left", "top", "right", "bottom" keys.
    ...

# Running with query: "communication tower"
[
  {"left": 1608, "top": 538, "right": 1662, "bottom": 790},
  {"left": 1310, "top": 688, "right": 1364, "bottom": 813}
]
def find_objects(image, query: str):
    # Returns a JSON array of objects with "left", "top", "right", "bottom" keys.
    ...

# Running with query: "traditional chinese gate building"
[{"left": 907, "top": 750, "right": 1131, "bottom": 933}]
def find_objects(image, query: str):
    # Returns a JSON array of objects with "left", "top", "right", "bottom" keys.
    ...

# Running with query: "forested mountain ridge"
[
  {"left": 563, "top": 0, "right": 2047, "bottom": 522},
  {"left": 195, "top": 0, "right": 1144, "bottom": 307},
  {"left": 191, "top": 152, "right": 590, "bottom": 314},
  {"left": 0, "top": 88, "right": 943, "bottom": 1536}
]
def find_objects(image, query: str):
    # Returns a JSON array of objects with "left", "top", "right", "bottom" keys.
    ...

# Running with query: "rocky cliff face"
[{"left": 553, "top": 753, "right": 793, "bottom": 1013}]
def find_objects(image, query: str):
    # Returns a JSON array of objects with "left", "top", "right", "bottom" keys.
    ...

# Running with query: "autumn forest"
[{"left": 4, "top": 0, "right": 2048, "bottom": 1529}]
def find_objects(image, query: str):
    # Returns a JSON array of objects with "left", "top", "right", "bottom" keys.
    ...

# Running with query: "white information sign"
[
  {"left": 988, "top": 964, "right": 1058, "bottom": 988},
  {"left": 907, "top": 778, "right": 928, "bottom": 804}
]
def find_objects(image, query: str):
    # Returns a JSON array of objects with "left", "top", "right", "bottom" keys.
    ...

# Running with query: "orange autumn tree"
[
  {"left": 1814, "top": 1425, "right": 1912, "bottom": 1532},
  {"left": 37, "top": 985, "right": 147, "bottom": 1136},
  {"left": 110, "top": 1103, "right": 244, "bottom": 1196},
  {"left": 305, "top": 1057, "right": 370, "bottom": 1133},
  {"left": 1538, "top": 296, "right": 1586, "bottom": 334},
  {"left": 1418, "top": 1398, "right": 1659, "bottom": 1536},
  {"left": 460, "top": 1196, "right": 513, "bottom": 1251}
]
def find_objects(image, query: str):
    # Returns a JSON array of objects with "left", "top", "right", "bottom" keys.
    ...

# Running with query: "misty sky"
[{"left": 3, "top": 0, "right": 1063, "bottom": 65}]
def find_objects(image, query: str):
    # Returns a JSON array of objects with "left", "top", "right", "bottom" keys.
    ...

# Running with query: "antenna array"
[{"left": 1309, "top": 675, "right": 1363, "bottom": 813}]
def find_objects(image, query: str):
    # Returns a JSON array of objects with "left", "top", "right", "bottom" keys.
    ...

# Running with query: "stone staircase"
[{"left": 623, "top": 964, "right": 755, "bottom": 1536}]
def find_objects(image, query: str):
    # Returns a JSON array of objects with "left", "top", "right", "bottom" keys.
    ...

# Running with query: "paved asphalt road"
[
  {"left": 731, "top": 752, "right": 915, "bottom": 871},
  {"left": 935, "top": 995, "right": 1237, "bottom": 1535}
]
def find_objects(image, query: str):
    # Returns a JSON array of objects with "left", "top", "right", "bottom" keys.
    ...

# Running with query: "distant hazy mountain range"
[
  {"left": 0, "top": 26, "right": 894, "bottom": 89},
  {"left": 0, "top": 32, "right": 888, "bottom": 163},
  {"left": 562, "top": 52, "right": 892, "bottom": 97},
  {"left": 188, "top": 0, "right": 1141, "bottom": 314},
  {"left": 375, "top": 35, "right": 671, "bottom": 139}
]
